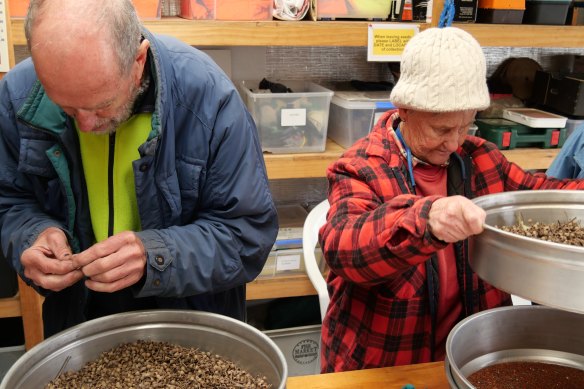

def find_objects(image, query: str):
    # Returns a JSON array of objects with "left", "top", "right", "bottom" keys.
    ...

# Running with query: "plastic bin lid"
[{"left": 331, "top": 91, "right": 394, "bottom": 110}]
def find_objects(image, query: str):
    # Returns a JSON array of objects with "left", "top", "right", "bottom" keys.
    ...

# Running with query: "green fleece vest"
[{"left": 77, "top": 113, "right": 152, "bottom": 242}]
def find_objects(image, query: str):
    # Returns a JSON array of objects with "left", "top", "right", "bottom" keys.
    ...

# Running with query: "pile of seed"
[
  {"left": 498, "top": 217, "right": 584, "bottom": 246},
  {"left": 45, "top": 340, "right": 272, "bottom": 389},
  {"left": 468, "top": 361, "right": 584, "bottom": 388}
]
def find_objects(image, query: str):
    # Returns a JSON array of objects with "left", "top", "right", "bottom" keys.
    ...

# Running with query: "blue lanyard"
[{"left": 395, "top": 127, "right": 416, "bottom": 190}]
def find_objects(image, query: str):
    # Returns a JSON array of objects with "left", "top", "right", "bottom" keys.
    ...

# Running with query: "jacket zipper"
[{"left": 108, "top": 133, "right": 115, "bottom": 237}]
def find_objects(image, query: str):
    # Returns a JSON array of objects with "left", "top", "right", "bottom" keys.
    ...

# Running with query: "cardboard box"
[
  {"left": 10, "top": 0, "right": 162, "bottom": 19},
  {"left": 312, "top": 0, "right": 392, "bottom": 20},
  {"left": 180, "top": 0, "right": 214, "bottom": 19},
  {"left": 132, "top": 0, "right": 162, "bottom": 19},
  {"left": 215, "top": 0, "right": 273, "bottom": 20},
  {"left": 9, "top": 0, "right": 29, "bottom": 18}
]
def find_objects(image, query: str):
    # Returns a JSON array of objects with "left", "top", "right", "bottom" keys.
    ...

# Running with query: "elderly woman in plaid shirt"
[{"left": 319, "top": 27, "right": 584, "bottom": 372}]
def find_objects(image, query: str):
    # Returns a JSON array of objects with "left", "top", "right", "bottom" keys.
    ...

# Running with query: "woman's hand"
[{"left": 428, "top": 196, "right": 486, "bottom": 243}]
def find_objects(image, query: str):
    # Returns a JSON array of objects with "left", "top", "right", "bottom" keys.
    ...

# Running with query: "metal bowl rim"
[
  {"left": 2, "top": 309, "right": 288, "bottom": 389},
  {"left": 445, "top": 305, "right": 556, "bottom": 388}
]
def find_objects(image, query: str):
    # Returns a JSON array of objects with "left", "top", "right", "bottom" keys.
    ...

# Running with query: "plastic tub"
[
  {"left": 476, "top": 118, "right": 566, "bottom": 149},
  {"left": 502, "top": 107, "right": 567, "bottom": 128},
  {"left": 241, "top": 80, "right": 333, "bottom": 154},
  {"left": 327, "top": 91, "right": 394, "bottom": 148},
  {"left": 523, "top": 0, "right": 570, "bottom": 24}
]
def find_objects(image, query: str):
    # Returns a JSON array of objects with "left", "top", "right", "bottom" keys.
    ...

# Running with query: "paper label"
[
  {"left": 276, "top": 254, "right": 301, "bottom": 271},
  {"left": 281, "top": 108, "right": 307, "bottom": 127},
  {"left": 367, "top": 23, "right": 419, "bottom": 62}
]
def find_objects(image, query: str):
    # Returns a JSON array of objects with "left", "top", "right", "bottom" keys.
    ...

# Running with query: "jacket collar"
[{"left": 17, "top": 81, "right": 68, "bottom": 136}]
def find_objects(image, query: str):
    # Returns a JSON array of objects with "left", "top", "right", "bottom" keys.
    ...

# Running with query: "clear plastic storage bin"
[
  {"left": 327, "top": 91, "right": 394, "bottom": 148},
  {"left": 258, "top": 248, "right": 326, "bottom": 278},
  {"left": 241, "top": 80, "right": 334, "bottom": 154}
]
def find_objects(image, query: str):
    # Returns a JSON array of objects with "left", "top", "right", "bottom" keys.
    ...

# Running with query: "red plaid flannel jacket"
[{"left": 320, "top": 111, "right": 584, "bottom": 372}]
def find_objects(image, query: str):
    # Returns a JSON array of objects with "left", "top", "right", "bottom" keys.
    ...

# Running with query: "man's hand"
[
  {"left": 428, "top": 196, "right": 486, "bottom": 243},
  {"left": 72, "top": 231, "right": 147, "bottom": 293},
  {"left": 20, "top": 227, "right": 83, "bottom": 291}
]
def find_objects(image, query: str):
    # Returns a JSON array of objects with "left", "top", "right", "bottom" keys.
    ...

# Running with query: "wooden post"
[
  {"left": 17, "top": 277, "right": 44, "bottom": 350},
  {"left": 431, "top": 0, "right": 445, "bottom": 27}
]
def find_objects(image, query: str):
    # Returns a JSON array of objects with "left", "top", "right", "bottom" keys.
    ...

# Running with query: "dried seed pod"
[{"left": 497, "top": 218, "right": 584, "bottom": 247}]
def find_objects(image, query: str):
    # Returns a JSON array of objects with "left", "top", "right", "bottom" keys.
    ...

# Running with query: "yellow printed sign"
[
  {"left": 372, "top": 29, "right": 416, "bottom": 56},
  {"left": 367, "top": 24, "right": 419, "bottom": 62}
]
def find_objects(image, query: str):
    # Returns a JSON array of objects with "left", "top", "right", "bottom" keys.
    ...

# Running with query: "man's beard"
[{"left": 91, "top": 81, "right": 144, "bottom": 135}]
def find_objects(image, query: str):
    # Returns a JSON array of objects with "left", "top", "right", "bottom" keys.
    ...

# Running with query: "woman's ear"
[{"left": 398, "top": 108, "right": 410, "bottom": 122}]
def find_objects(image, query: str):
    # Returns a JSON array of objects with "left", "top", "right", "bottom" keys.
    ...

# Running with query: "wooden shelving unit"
[{"left": 9, "top": 15, "right": 575, "bottom": 302}]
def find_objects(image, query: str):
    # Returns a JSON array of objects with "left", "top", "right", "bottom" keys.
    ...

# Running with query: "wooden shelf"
[
  {"left": 453, "top": 24, "right": 584, "bottom": 48},
  {"left": 0, "top": 293, "right": 22, "bottom": 317},
  {"left": 264, "top": 138, "right": 561, "bottom": 179},
  {"left": 246, "top": 274, "right": 316, "bottom": 300},
  {"left": 500, "top": 147, "right": 561, "bottom": 170},
  {"left": 9, "top": 18, "right": 400, "bottom": 47},
  {"left": 264, "top": 138, "right": 344, "bottom": 179},
  {"left": 10, "top": 18, "right": 584, "bottom": 48}
]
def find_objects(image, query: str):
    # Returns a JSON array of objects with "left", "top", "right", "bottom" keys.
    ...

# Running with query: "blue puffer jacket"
[
  {"left": 0, "top": 29, "right": 278, "bottom": 336},
  {"left": 547, "top": 124, "right": 584, "bottom": 179}
]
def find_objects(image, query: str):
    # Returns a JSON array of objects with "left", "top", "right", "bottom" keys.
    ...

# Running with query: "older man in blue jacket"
[{"left": 0, "top": 0, "right": 278, "bottom": 337}]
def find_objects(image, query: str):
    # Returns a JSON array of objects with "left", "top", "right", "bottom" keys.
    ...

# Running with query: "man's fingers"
[
  {"left": 85, "top": 273, "right": 141, "bottom": 293},
  {"left": 23, "top": 247, "right": 78, "bottom": 275},
  {"left": 29, "top": 269, "right": 84, "bottom": 292},
  {"left": 71, "top": 234, "right": 130, "bottom": 268}
]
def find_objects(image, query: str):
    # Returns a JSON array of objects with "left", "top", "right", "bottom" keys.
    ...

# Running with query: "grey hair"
[{"left": 24, "top": 0, "right": 143, "bottom": 76}]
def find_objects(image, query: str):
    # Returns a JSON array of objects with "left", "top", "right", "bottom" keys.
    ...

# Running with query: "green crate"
[{"left": 475, "top": 118, "right": 567, "bottom": 150}]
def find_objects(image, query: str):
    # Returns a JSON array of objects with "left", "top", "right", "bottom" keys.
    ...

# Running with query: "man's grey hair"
[{"left": 24, "top": 0, "right": 143, "bottom": 76}]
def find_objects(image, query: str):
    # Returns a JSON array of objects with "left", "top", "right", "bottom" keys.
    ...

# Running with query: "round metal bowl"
[
  {"left": 446, "top": 305, "right": 584, "bottom": 389},
  {"left": 470, "top": 190, "right": 584, "bottom": 313},
  {"left": 0, "top": 310, "right": 287, "bottom": 389}
]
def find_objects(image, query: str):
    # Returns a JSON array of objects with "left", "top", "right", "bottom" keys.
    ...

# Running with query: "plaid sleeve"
[
  {"left": 471, "top": 140, "right": 584, "bottom": 193},
  {"left": 320, "top": 144, "right": 447, "bottom": 286}
]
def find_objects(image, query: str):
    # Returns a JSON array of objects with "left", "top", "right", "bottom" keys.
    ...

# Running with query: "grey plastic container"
[
  {"left": 0, "top": 310, "right": 287, "bottom": 389},
  {"left": 327, "top": 91, "right": 394, "bottom": 148},
  {"left": 523, "top": 0, "right": 570, "bottom": 24},
  {"left": 264, "top": 324, "right": 322, "bottom": 377}
]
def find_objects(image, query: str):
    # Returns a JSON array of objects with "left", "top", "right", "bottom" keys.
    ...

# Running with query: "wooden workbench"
[{"left": 286, "top": 361, "right": 450, "bottom": 389}]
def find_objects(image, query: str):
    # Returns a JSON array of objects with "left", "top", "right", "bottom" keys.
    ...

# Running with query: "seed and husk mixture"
[
  {"left": 45, "top": 340, "right": 272, "bottom": 389},
  {"left": 468, "top": 361, "right": 584, "bottom": 389},
  {"left": 497, "top": 217, "right": 584, "bottom": 246}
]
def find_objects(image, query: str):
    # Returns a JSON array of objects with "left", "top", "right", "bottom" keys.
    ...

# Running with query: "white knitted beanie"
[{"left": 389, "top": 27, "right": 490, "bottom": 112}]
